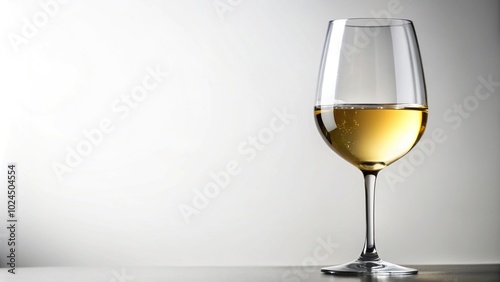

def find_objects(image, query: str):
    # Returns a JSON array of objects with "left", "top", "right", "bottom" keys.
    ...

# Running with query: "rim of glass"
[{"left": 330, "top": 18, "right": 413, "bottom": 27}]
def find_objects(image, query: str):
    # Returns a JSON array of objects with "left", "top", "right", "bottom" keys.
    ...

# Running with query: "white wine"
[{"left": 315, "top": 104, "right": 428, "bottom": 171}]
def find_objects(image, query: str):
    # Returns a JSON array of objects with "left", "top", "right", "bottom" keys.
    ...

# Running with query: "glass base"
[{"left": 321, "top": 259, "right": 417, "bottom": 276}]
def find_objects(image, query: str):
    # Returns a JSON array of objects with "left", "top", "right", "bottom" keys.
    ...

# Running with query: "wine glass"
[{"left": 314, "top": 18, "right": 427, "bottom": 275}]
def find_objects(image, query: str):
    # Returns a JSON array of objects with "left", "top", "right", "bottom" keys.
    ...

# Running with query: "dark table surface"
[{"left": 2, "top": 264, "right": 499, "bottom": 282}]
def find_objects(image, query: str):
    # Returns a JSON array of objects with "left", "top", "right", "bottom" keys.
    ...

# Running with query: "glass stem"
[{"left": 359, "top": 170, "right": 380, "bottom": 262}]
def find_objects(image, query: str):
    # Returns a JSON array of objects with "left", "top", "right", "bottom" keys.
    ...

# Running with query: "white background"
[{"left": 0, "top": 0, "right": 499, "bottom": 267}]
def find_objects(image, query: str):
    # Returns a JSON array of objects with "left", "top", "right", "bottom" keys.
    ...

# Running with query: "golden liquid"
[{"left": 315, "top": 105, "right": 428, "bottom": 171}]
